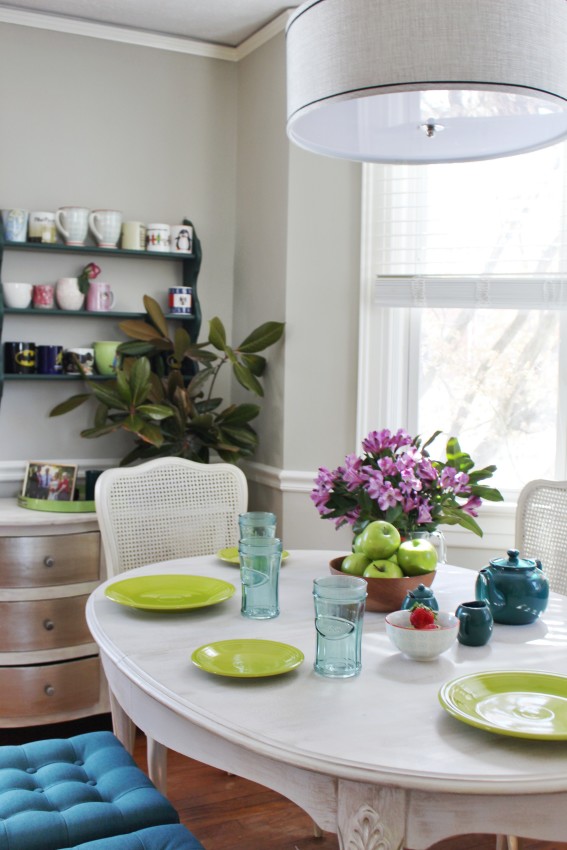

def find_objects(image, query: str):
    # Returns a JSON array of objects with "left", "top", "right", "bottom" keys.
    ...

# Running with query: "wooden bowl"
[{"left": 329, "top": 556, "right": 436, "bottom": 613}]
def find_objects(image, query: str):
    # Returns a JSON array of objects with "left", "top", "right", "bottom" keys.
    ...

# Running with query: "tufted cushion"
[
  {"left": 68, "top": 824, "right": 205, "bottom": 849},
  {"left": 0, "top": 731, "right": 179, "bottom": 850}
]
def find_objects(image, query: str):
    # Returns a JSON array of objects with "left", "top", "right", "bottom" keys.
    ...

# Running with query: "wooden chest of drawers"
[{"left": 0, "top": 499, "right": 109, "bottom": 727}]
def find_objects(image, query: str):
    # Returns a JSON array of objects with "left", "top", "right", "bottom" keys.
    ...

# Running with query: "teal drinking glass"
[
  {"left": 239, "top": 536, "right": 282, "bottom": 619},
  {"left": 313, "top": 575, "right": 367, "bottom": 678},
  {"left": 238, "top": 511, "right": 277, "bottom": 539}
]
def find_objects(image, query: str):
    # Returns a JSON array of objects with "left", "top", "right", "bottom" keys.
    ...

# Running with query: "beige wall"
[{"left": 0, "top": 23, "right": 237, "bottom": 486}]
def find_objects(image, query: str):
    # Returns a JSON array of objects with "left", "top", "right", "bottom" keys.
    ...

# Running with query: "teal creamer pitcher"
[{"left": 475, "top": 548, "right": 549, "bottom": 625}]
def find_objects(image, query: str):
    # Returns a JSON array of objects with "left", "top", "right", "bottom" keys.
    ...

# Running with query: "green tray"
[{"left": 17, "top": 495, "right": 96, "bottom": 513}]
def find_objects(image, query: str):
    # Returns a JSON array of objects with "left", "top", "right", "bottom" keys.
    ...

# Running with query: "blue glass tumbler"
[
  {"left": 239, "top": 536, "right": 282, "bottom": 619},
  {"left": 313, "top": 575, "right": 367, "bottom": 678},
  {"left": 238, "top": 511, "right": 277, "bottom": 539}
]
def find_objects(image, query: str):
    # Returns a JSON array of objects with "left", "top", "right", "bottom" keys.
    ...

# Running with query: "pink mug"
[{"left": 87, "top": 281, "right": 114, "bottom": 312}]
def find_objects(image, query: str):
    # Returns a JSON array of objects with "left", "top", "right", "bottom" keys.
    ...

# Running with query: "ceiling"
[{"left": 0, "top": 0, "right": 302, "bottom": 47}]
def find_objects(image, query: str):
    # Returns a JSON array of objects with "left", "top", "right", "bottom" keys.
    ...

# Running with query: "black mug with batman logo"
[{"left": 4, "top": 341, "right": 36, "bottom": 374}]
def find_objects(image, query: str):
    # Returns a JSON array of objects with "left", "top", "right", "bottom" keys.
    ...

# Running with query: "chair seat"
[
  {"left": 0, "top": 731, "right": 179, "bottom": 850},
  {"left": 67, "top": 824, "right": 205, "bottom": 849}
]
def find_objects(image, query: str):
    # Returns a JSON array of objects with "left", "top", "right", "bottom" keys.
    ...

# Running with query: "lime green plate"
[
  {"left": 18, "top": 495, "right": 96, "bottom": 513},
  {"left": 105, "top": 574, "right": 235, "bottom": 611},
  {"left": 439, "top": 671, "right": 567, "bottom": 739},
  {"left": 191, "top": 638, "right": 304, "bottom": 678},
  {"left": 217, "top": 547, "right": 290, "bottom": 565}
]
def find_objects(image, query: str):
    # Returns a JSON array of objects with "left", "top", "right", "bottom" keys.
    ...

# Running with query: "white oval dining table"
[{"left": 86, "top": 550, "right": 567, "bottom": 850}]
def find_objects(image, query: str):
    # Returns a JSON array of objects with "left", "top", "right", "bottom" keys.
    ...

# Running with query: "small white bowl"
[{"left": 385, "top": 609, "right": 459, "bottom": 661}]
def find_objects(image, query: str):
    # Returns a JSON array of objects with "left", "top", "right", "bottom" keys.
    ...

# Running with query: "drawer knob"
[
  {"left": 44, "top": 556, "right": 55, "bottom": 568},
  {"left": 44, "top": 685, "right": 55, "bottom": 697},
  {"left": 43, "top": 619, "right": 55, "bottom": 631}
]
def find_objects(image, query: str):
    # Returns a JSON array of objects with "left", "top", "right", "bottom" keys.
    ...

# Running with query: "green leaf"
[
  {"left": 137, "top": 422, "right": 165, "bottom": 446},
  {"left": 130, "top": 357, "right": 152, "bottom": 406},
  {"left": 90, "top": 384, "right": 130, "bottom": 411},
  {"left": 117, "top": 341, "right": 156, "bottom": 357},
  {"left": 94, "top": 402, "right": 109, "bottom": 428},
  {"left": 187, "top": 367, "right": 214, "bottom": 397},
  {"left": 237, "top": 321, "right": 284, "bottom": 353},
  {"left": 219, "top": 403, "right": 260, "bottom": 424},
  {"left": 137, "top": 404, "right": 174, "bottom": 421},
  {"left": 208, "top": 317, "right": 227, "bottom": 351},
  {"left": 173, "top": 326, "right": 191, "bottom": 363},
  {"left": 233, "top": 362, "right": 263, "bottom": 396},
  {"left": 49, "top": 394, "right": 91, "bottom": 416},
  {"left": 439, "top": 506, "right": 483, "bottom": 537},
  {"left": 115, "top": 370, "right": 133, "bottom": 404},
  {"left": 220, "top": 425, "right": 258, "bottom": 448},
  {"left": 143, "top": 294, "right": 169, "bottom": 338},
  {"left": 241, "top": 353, "right": 266, "bottom": 376},
  {"left": 468, "top": 484, "right": 504, "bottom": 502},
  {"left": 119, "top": 319, "right": 166, "bottom": 342},
  {"left": 80, "top": 423, "right": 123, "bottom": 438}
]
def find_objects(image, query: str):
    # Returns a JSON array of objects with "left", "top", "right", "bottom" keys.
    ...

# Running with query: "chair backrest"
[
  {"left": 95, "top": 457, "right": 248, "bottom": 577},
  {"left": 515, "top": 478, "right": 567, "bottom": 595}
]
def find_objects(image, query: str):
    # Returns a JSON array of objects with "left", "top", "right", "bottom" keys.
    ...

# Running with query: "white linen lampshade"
[{"left": 286, "top": 0, "right": 567, "bottom": 164}]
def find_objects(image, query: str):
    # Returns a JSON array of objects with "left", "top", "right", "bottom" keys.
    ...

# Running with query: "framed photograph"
[{"left": 22, "top": 462, "right": 78, "bottom": 502}]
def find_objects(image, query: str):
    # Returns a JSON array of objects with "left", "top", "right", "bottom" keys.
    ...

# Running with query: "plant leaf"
[
  {"left": 143, "top": 294, "right": 169, "bottom": 338},
  {"left": 241, "top": 353, "right": 266, "bottom": 376},
  {"left": 119, "top": 320, "right": 166, "bottom": 342},
  {"left": 130, "top": 357, "right": 152, "bottom": 406},
  {"left": 208, "top": 317, "right": 227, "bottom": 351},
  {"left": 237, "top": 321, "right": 284, "bottom": 353},
  {"left": 233, "top": 362, "right": 264, "bottom": 396},
  {"left": 137, "top": 403, "right": 174, "bottom": 421},
  {"left": 49, "top": 394, "right": 91, "bottom": 416},
  {"left": 219, "top": 403, "right": 260, "bottom": 424},
  {"left": 90, "top": 384, "right": 130, "bottom": 411}
]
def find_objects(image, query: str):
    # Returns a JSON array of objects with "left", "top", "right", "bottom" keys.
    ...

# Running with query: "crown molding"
[{"left": 0, "top": 5, "right": 291, "bottom": 61}]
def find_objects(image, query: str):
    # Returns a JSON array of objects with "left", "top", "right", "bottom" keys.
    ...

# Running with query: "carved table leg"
[{"left": 337, "top": 781, "right": 406, "bottom": 850}]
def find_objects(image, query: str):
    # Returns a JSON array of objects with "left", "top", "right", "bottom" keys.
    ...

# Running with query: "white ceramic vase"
[{"left": 56, "top": 277, "right": 85, "bottom": 311}]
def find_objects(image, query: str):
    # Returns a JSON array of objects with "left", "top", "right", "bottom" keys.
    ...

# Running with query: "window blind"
[{"left": 374, "top": 275, "right": 567, "bottom": 309}]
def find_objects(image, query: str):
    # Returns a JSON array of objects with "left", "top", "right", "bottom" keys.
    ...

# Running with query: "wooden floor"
[{"left": 2, "top": 714, "right": 567, "bottom": 850}]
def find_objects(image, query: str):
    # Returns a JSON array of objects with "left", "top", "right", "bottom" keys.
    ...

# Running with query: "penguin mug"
[{"left": 170, "top": 224, "right": 193, "bottom": 253}]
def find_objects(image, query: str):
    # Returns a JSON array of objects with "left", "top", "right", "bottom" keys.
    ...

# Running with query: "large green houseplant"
[{"left": 50, "top": 296, "right": 284, "bottom": 466}]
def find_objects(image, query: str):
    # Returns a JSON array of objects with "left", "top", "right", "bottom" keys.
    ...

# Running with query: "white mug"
[
  {"left": 55, "top": 207, "right": 89, "bottom": 246},
  {"left": 2, "top": 209, "right": 28, "bottom": 242},
  {"left": 3, "top": 282, "right": 33, "bottom": 309},
  {"left": 28, "top": 211, "right": 56, "bottom": 243},
  {"left": 121, "top": 221, "right": 146, "bottom": 251},
  {"left": 170, "top": 224, "right": 193, "bottom": 253},
  {"left": 89, "top": 209, "right": 123, "bottom": 249},
  {"left": 56, "top": 277, "right": 85, "bottom": 311},
  {"left": 146, "top": 223, "right": 170, "bottom": 252}
]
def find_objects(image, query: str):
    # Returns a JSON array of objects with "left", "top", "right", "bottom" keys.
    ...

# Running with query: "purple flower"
[
  {"left": 363, "top": 467, "right": 385, "bottom": 500},
  {"left": 461, "top": 495, "right": 482, "bottom": 517},
  {"left": 378, "top": 456, "right": 397, "bottom": 476},
  {"left": 362, "top": 429, "right": 391, "bottom": 454},
  {"left": 343, "top": 453, "right": 365, "bottom": 491},
  {"left": 417, "top": 501, "right": 433, "bottom": 523},
  {"left": 378, "top": 484, "right": 402, "bottom": 511}
]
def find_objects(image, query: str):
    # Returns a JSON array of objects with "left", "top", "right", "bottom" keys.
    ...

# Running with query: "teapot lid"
[
  {"left": 489, "top": 548, "right": 537, "bottom": 570},
  {"left": 408, "top": 583, "right": 436, "bottom": 599}
]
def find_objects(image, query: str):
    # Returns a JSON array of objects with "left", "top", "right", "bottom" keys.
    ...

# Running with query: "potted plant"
[{"left": 50, "top": 295, "right": 284, "bottom": 466}]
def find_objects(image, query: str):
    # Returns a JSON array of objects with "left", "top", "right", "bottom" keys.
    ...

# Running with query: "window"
[{"left": 359, "top": 144, "right": 567, "bottom": 500}]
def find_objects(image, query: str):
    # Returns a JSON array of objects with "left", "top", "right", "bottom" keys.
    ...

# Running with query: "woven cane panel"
[
  {"left": 517, "top": 483, "right": 567, "bottom": 596},
  {"left": 99, "top": 462, "right": 247, "bottom": 574}
]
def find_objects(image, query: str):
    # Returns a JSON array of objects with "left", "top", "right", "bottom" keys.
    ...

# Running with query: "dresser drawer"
[
  {"left": 0, "top": 595, "right": 91, "bottom": 651},
  {"left": 0, "top": 656, "right": 101, "bottom": 717},
  {"left": 0, "top": 532, "right": 100, "bottom": 587}
]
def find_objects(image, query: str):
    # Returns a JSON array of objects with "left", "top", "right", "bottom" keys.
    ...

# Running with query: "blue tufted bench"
[
  {"left": 68, "top": 824, "right": 205, "bottom": 849},
  {"left": 0, "top": 731, "right": 204, "bottom": 850}
]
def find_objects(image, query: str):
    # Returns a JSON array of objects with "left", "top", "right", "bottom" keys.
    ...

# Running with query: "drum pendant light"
[{"left": 286, "top": 0, "right": 567, "bottom": 164}]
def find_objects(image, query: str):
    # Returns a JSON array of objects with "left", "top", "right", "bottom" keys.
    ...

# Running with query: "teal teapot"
[
  {"left": 401, "top": 583, "right": 439, "bottom": 612},
  {"left": 475, "top": 548, "right": 549, "bottom": 625}
]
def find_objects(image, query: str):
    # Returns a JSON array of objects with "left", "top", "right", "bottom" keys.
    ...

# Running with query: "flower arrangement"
[
  {"left": 311, "top": 429, "right": 503, "bottom": 538},
  {"left": 78, "top": 261, "right": 101, "bottom": 295}
]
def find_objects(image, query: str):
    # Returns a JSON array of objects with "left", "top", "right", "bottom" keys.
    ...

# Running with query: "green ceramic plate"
[
  {"left": 18, "top": 495, "right": 96, "bottom": 513},
  {"left": 216, "top": 547, "right": 290, "bottom": 565},
  {"left": 439, "top": 670, "right": 567, "bottom": 739},
  {"left": 191, "top": 638, "right": 304, "bottom": 678},
  {"left": 105, "top": 574, "right": 235, "bottom": 611}
]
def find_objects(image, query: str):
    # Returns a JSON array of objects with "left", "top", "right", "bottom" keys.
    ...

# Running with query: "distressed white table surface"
[{"left": 87, "top": 551, "right": 567, "bottom": 850}]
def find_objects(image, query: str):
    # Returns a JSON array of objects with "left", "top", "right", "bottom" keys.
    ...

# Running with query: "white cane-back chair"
[
  {"left": 515, "top": 479, "right": 567, "bottom": 595},
  {"left": 94, "top": 457, "right": 248, "bottom": 793}
]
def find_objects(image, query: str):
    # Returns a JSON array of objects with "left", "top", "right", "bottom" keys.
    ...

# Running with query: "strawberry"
[{"left": 409, "top": 604, "right": 436, "bottom": 629}]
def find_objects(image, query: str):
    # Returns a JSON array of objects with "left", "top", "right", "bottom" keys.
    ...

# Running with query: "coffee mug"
[
  {"left": 3, "top": 282, "right": 32, "bottom": 309},
  {"left": 56, "top": 277, "right": 85, "bottom": 311},
  {"left": 28, "top": 211, "right": 56, "bottom": 243},
  {"left": 4, "top": 341, "right": 36, "bottom": 374},
  {"left": 89, "top": 209, "right": 123, "bottom": 248},
  {"left": 37, "top": 344, "right": 63, "bottom": 375},
  {"left": 94, "top": 341, "right": 121, "bottom": 375},
  {"left": 33, "top": 283, "right": 55, "bottom": 310},
  {"left": 2, "top": 209, "right": 28, "bottom": 242},
  {"left": 455, "top": 599, "right": 494, "bottom": 647},
  {"left": 63, "top": 347, "right": 94, "bottom": 375},
  {"left": 170, "top": 224, "right": 193, "bottom": 253},
  {"left": 55, "top": 206, "right": 89, "bottom": 246},
  {"left": 87, "top": 281, "right": 114, "bottom": 312},
  {"left": 146, "top": 223, "right": 170, "bottom": 252},
  {"left": 168, "top": 287, "right": 193, "bottom": 315},
  {"left": 121, "top": 221, "right": 146, "bottom": 251}
]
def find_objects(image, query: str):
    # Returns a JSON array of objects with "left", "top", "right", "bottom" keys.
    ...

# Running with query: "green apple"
[
  {"left": 341, "top": 553, "right": 371, "bottom": 576},
  {"left": 387, "top": 552, "right": 399, "bottom": 564},
  {"left": 397, "top": 539, "right": 437, "bottom": 576},
  {"left": 352, "top": 533, "right": 365, "bottom": 553},
  {"left": 363, "top": 559, "right": 404, "bottom": 578},
  {"left": 359, "top": 520, "right": 401, "bottom": 560}
]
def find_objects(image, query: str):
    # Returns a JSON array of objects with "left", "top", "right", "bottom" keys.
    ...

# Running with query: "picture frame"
[{"left": 22, "top": 462, "right": 78, "bottom": 502}]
